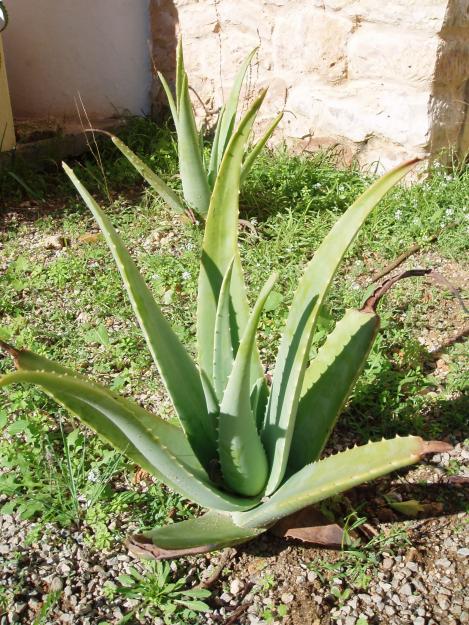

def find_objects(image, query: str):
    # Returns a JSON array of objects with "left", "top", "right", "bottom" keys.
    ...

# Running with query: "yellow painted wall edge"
[{"left": 0, "top": 35, "right": 15, "bottom": 152}]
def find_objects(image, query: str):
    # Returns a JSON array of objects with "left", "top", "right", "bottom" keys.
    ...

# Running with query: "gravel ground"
[{"left": 1, "top": 444, "right": 467, "bottom": 625}]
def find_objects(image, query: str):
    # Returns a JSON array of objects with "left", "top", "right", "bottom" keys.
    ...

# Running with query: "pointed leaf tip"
[
  {"left": 0, "top": 341, "right": 20, "bottom": 367},
  {"left": 420, "top": 440, "right": 453, "bottom": 455}
]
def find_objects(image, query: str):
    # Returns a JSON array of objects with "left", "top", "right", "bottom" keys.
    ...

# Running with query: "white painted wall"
[{"left": 3, "top": 0, "right": 152, "bottom": 121}]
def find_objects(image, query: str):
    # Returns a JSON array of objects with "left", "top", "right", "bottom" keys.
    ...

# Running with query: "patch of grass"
[
  {"left": 0, "top": 399, "right": 123, "bottom": 525},
  {"left": 0, "top": 117, "right": 179, "bottom": 203}
]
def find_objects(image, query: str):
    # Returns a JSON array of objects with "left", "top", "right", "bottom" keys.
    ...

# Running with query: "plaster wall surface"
[{"left": 3, "top": 0, "right": 152, "bottom": 121}]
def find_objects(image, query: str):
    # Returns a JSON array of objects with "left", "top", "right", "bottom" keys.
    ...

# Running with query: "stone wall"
[{"left": 151, "top": 0, "right": 469, "bottom": 169}]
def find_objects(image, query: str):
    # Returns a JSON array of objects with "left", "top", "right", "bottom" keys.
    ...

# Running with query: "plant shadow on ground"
[{"left": 337, "top": 378, "right": 469, "bottom": 444}]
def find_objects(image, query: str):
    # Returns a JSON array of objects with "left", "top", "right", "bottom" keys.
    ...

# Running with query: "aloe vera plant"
[
  {"left": 0, "top": 96, "right": 449, "bottom": 559},
  {"left": 104, "top": 39, "right": 282, "bottom": 219}
]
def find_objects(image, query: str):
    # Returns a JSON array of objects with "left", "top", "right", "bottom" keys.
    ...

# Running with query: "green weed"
[
  {"left": 104, "top": 561, "right": 210, "bottom": 624},
  {"left": 308, "top": 514, "right": 410, "bottom": 597},
  {"left": 261, "top": 601, "right": 289, "bottom": 623}
]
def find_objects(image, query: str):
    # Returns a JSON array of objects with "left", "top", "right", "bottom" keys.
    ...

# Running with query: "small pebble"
[
  {"left": 230, "top": 579, "right": 244, "bottom": 595},
  {"left": 401, "top": 583, "right": 413, "bottom": 596},
  {"left": 382, "top": 558, "right": 394, "bottom": 570}
]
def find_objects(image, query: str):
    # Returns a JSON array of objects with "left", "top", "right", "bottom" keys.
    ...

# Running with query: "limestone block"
[
  {"left": 357, "top": 136, "right": 421, "bottom": 172},
  {"left": 177, "top": 3, "right": 218, "bottom": 40},
  {"left": 348, "top": 24, "right": 439, "bottom": 86},
  {"left": 272, "top": 7, "right": 352, "bottom": 83},
  {"left": 321, "top": 0, "right": 450, "bottom": 32},
  {"left": 286, "top": 80, "right": 429, "bottom": 147}
]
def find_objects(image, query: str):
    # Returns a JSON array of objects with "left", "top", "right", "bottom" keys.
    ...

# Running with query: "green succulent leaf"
[
  {"left": 217, "top": 47, "right": 258, "bottom": 171},
  {"left": 63, "top": 164, "right": 217, "bottom": 470},
  {"left": 207, "top": 105, "right": 226, "bottom": 189},
  {"left": 250, "top": 376, "right": 269, "bottom": 432},
  {"left": 213, "top": 257, "right": 236, "bottom": 402},
  {"left": 241, "top": 112, "right": 284, "bottom": 185},
  {"left": 175, "top": 35, "right": 185, "bottom": 113},
  {"left": 218, "top": 272, "right": 276, "bottom": 496},
  {"left": 199, "top": 368, "right": 220, "bottom": 429},
  {"left": 0, "top": 369, "right": 257, "bottom": 512},
  {"left": 197, "top": 90, "right": 268, "bottom": 388},
  {"left": 262, "top": 158, "right": 419, "bottom": 495},
  {"left": 157, "top": 71, "right": 179, "bottom": 129},
  {"left": 177, "top": 72, "right": 211, "bottom": 217},
  {"left": 288, "top": 309, "right": 379, "bottom": 472},
  {"left": 127, "top": 511, "right": 264, "bottom": 560},
  {"left": 234, "top": 436, "right": 434, "bottom": 527},
  {"left": 110, "top": 135, "right": 185, "bottom": 214}
]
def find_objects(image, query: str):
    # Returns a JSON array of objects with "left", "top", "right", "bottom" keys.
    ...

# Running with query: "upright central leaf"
[
  {"left": 218, "top": 272, "right": 277, "bottom": 496},
  {"left": 197, "top": 91, "right": 268, "bottom": 389}
]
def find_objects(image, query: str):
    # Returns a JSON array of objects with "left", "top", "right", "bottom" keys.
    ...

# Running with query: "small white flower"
[
  {"left": 182, "top": 271, "right": 191, "bottom": 280},
  {"left": 87, "top": 469, "right": 98, "bottom": 483},
  {"left": 395, "top": 209, "right": 402, "bottom": 220},
  {"left": 445, "top": 208, "right": 454, "bottom": 217}
]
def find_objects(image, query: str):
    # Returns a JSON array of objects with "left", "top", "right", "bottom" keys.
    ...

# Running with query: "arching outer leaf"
[
  {"left": 0, "top": 343, "right": 204, "bottom": 474},
  {"left": 0, "top": 370, "right": 260, "bottom": 512},
  {"left": 241, "top": 112, "right": 284, "bottom": 185},
  {"left": 218, "top": 273, "right": 276, "bottom": 497},
  {"left": 63, "top": 164, "right": 217, "bottom": 470},
  {"left": 158, "top": 71, "right": 179, "bottom": 129},
  {"left": 262, "top": 158, "right": 420, "bottom": 496},
  {"left": 110, "top": 135, "right": 184, "bottom": 214},
  {"left": 217, "top": 47, "right": 258, "bottom": 171},
  {"left": 127, "top": 511, "right": 264, "bottom": 560},
  {"left": 197, "top": 91, "right": 268, "bottom": 388},
  {"left": 288, "top": 309, "right": 379, "bottom": 473},
  {"left": 213, "top": 258, "right": 236, "bottom": 402},
  {"left": 234, "top": 437, "right": 450, "bottom": 528}
]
